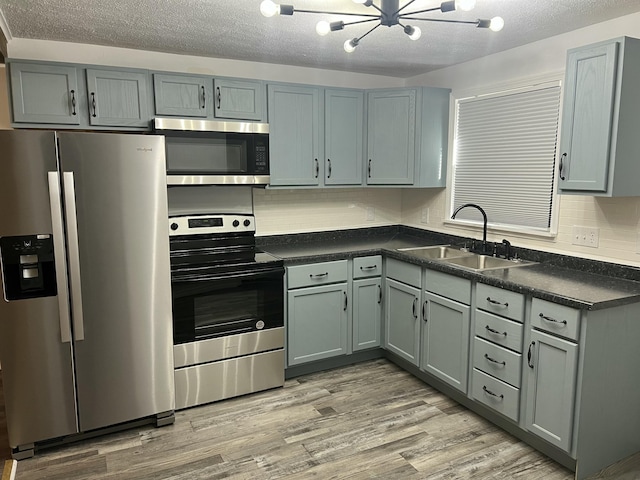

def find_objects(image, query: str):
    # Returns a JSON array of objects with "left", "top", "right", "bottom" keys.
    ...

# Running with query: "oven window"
[
  {"left": 172, "top": 271, "right": 284, "bottom": 344},
  {"left": 165, "top": 135, "right": 248, "bottom": 174}
]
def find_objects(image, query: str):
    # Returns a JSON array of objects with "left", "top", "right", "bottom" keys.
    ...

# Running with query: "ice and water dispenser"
[{"left": 0, "top": 234, "right": 57, "bottom": 301}]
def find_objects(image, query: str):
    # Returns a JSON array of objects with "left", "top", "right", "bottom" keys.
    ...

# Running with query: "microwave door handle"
[
  {"left": 62, "top": 172, "right": 85, "bottom": 341},
  {"left": 48, "top": 172, "right": 72, "bottom": 344}
]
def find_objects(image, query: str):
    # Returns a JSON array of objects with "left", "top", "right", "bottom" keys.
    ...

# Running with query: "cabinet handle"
[
  {"left": 412, "top": 297, "right": 418, "bottom": 319},
  {"left": 216, "top": 86, "right": 221, "bottom": 109},
  {"left": 482, "top": 386, "right": 504, "bottom": 400},
  {"left": 539, "top": 312, "right": 567, "bottom": 325},
  {"left": 202, "top": 86, "right": 206, "bottom": 109},
  {"left": 360, "top": 265, "right": 377, "bottom": 270},
  {"left": 344, "top": 292, "right": 348, "bottom": 311},
  {"left": 327, "top": 159, "right": 332, "bottom": 178},
  {"left": 484, "top": 353, "right": 506, "bottom": 366},
  {"left": 378, "top": 285, "right": 382, "bottom": 304},
  {"left": 90, "top": 92, "right": 97, "bottom": 117},
  {"left": 485, "top": 325, "right": 507, "bottom": 337},
  {"left": 422, "top": 300, "right": 427, "bottom": 322},
  {"left": 315, "top": 159, "right": 319, "bottom": 178},
  {"left": 309, "top": 272, "right": 328, "bottom": 279},
  {"left": 368, "top": 159, "right": 372, "bottom": 178},
  {"left": 486, "top": 297, "right": 508, "bottom": 308},
  {"left": 559, "top": 153, "right": 566, "bottom": 181},
  {"left": 527, "top": 341, "right": 536, "bottom": 368},
  {"left": 70, "top": 90, "right": 77, "bottom": 115}
]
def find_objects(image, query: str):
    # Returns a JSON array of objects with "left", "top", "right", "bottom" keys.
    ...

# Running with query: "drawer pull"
[
  {"left": 484, "top": 353, "right": 506, "bottom": 366},
  {"left": 527, "top": 341, "right": 536, "bottom": 368},
  {"left": 309, "top": 272, "right": 329, "bottom": 279},
  {"left": 482, "top": 386, "right": 504, "bottom": 400},
  {"left": 360, "top": 265, "right": 378, "bottom": 270},
  {"left": 486, "top": 297, "right": 508, "bottom": 308},
  {"left": 485, "top": 325, "right": 507, "bottom": 337},
  {"left": 539, "top": 313, "right": 567, "bottom": 325}
]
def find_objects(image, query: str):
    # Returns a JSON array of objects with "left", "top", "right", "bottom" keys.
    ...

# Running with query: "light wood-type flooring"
[{"left": 1, "top": 359, "right": 640, "bottom": 479}]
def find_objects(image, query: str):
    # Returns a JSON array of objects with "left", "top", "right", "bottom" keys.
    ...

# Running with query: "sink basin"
[
  {"left": 397, "top": 245, "right": 474, "bottom": 260},
  {"left": 441, "top": 255, "right": 537, "bottom": 272}
]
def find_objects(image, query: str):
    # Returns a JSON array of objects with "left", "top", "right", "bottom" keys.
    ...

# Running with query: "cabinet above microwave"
[{"left": 154, "top": 118, "right": 270, "bottom": 186}]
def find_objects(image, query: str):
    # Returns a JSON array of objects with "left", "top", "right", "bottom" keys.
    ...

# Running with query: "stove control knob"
[
  {"left": 243, "top": 219, "right": 251, "bottom": 227},
  {"left": 170, "top": 223, "right": 179, "bottom": 231},
  {"left": 232, "top": 220, "right": 240, "bottom": 227}
]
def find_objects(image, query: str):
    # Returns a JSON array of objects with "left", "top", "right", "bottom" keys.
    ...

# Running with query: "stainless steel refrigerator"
[{"left": 0, "top": 130, "right": 175, "bottom": 459}]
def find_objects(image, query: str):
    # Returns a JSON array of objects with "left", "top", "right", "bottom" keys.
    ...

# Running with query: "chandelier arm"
[
  {"left": 398, "top": 6, "right": 444, "bottom": 16},
  {"left": 399, "top": 16, "right": 480, "bottom": 24},
  {"left": 393, "top": 0, "right": 419, "bottom": 16},
  {"left": 356, "top": 23, "right": 382, "bottom": 42},
  {"left": 341, "top": 18, "right": 381, "bottom": 28},
  {"left": 294, "top": 9, "right": 380, "bottom": 18}
]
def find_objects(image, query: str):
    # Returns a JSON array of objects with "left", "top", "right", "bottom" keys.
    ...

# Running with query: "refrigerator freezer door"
[
  {"left": 0, "top": 131, "right": 78, "bottom": 449},
  {"left": 57, "top": 132, "right": 174, "bottom": 432}
]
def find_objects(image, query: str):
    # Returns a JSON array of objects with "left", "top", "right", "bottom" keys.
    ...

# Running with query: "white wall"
[{"left": 404, "top": 11, "right": 640, "bottom": 267}]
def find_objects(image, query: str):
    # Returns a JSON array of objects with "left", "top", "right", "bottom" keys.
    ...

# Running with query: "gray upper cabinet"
[
  {"left": 9, "top": 62, "right": 81, "bottom": 125},
  {"left": 268, "top": 84, "right": 322, "bottom": 187},
  {"left": 559, "top": 36, "right": 640, "bottom": 196},
  {"left": 366, "top": 88, "right": 416, "bottom": 185},
  {"left": 214, "top": 78, "right": 265, "bottom": 121},
  {"left": 324, "top": 88, "right": 364, "bottom": 186},
  {"left": 153, "top": 74, "right": 210, "bottom": 118},
  {"left": 86, "top": 68, "right": 150, "bottom": 127}
]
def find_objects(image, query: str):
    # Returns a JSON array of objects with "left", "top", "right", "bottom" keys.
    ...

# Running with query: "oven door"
[{"left": 171, "top": 266, "right": 284, "bottom": 345}]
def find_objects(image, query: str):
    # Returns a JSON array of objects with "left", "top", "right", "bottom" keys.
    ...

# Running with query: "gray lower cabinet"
[
  {"left": 286, "top": 261, "right": 348, "bottom": 366},
  {"left": 384, "top": 278, "right": 420, "bottom": 366},
  {"left": 85, "top": 68, "right": 150, "bottom": 127},
  {"left": 153, "top": 73, "right": 209, "bottom": 117},
  {"left": 352, "top": 278, "right": 381, "bottom": 351},
  {"left": 9, "top": 62, "right": 81, "bottom": 125},
  {"left": 421, "top": 271, "right": 471, "bottom": 393}
]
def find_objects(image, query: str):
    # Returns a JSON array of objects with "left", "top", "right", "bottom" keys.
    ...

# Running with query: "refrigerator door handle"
[
  {"left": 63, "top": 171, "right": 85, "bottom": 341},
  {"left": 48, "top": 172, "right": 73, "bottom": 344}
]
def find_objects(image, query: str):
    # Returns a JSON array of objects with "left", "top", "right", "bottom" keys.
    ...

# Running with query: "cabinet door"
[
  {"left": 9, "top": 62, "right": 81, "bottom": 125},
  {"left": 154, "top": 74, "right": 209, "bottom": 117},
  {"left": 559, "top": 42, "right": 618, "bottom": 192},
  {"left": 525, "top": 329, "right": 578, "bottom": 452},
  {"left": 353, "top": 278, "right": 382, "bottom": 351},
  {"left": 421, "top": 291, "right": 470, "bottom": 393},
  {"left": 384, "top": 278, "right": 420, "bottom": 366},
  {"left": 214, "top": 79, "right": 265, "bottom": 121},
  {"left": 86, "top": 68, "right": 150, "bottom": 127},
  {"left": 325, "top": 89, "right": 364, "bottom": 186},
  {"left": 268, "top": 84, "right": 321, "bottom": 186},
  {"left": 366, "top": 89, "right": 416, "bottom": 185},
  {"left": 287, "top": 283, "right": 348, "bottom": 366}
]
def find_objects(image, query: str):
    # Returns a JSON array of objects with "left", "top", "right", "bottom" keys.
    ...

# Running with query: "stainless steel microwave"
[{"left": 154, "top": 118, "right": 269, "bottom": 186}]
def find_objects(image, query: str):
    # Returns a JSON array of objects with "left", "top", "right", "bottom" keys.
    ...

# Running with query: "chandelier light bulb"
[
  {"left": 456, "top": 0, "right": 476, "bottom": 11},
  {"left": 404, "top": 25, "right": 422, "bottom": 41},
  {"left": 316, "top": 20, "right": 330, "bottom": 36},
  {"left": 344, "top": 38, "right": 359, "bottom": 53},
  {"left": 489, "top": 16, "right": 505, "bottom": 32},
  {"left": 352, "top": 0, "right": 367, "bottom": 3},
  {"left": 260, "top": 0, "right": 280, "bottom": 17}
]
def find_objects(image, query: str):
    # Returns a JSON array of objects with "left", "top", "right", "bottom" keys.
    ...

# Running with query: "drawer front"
[
  {"left": 476, "top": 283, "right": 525, "bottom": 322},
  {"left": 472, "top": 368, "right": 520, "bottom": 422},
  {"left": 425, "top": 270, "right": 471, "bottom": 304},
  {"left": 475, "top": 310, "right": 524, "bottom": 353},
  {"left": 287, "top": 260, "right": 348, "bottom": 289},
  {"left": 473, "top": 337, "right": 522, "bottom": 387},
  {"left": 353, "top": 255, "right": 382, "bottom": 279},
  {"left": 531, "top": 298, "right": 581, "bottom": 341},
  {"left": 386, "top": 258, "right": 421, "bottom": 288}
]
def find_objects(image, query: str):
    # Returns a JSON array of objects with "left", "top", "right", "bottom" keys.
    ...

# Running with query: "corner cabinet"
[
  {"left": 268, "top": 84, "right": 322, "bottom": 187},
  {"left": 559, "top": 36, "right": 640, "bottom": 196}
]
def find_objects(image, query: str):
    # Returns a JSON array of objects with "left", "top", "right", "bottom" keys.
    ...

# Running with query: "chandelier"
[{"left": 259, "top": 0, "right": 504, "bottom": 52}]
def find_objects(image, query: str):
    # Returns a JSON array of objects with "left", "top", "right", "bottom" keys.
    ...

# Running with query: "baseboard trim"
[{"left": 2, "top": 460, "right": 16, "bottom": 480}]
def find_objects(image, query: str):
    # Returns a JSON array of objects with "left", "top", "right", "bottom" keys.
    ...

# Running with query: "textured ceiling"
[{"left": 1, "top": 0, "right": 640, "bottom": 78}]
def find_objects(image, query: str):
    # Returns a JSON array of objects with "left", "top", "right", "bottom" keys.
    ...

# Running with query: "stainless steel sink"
[
  {"left": 441, "top": 254, "right": 537, "bottom": 272},
  {"left": 397, "top": 245, "right": 474, "bottom": 260}
]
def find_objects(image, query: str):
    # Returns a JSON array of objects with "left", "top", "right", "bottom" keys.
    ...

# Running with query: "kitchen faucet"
[{"left": 451, "top": 203, "right": 489, "bottom": 254}]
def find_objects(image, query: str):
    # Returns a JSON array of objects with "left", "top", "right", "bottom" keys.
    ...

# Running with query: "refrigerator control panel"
[{"left": 0, "top": 234, "right": 57, "bottom": 301}]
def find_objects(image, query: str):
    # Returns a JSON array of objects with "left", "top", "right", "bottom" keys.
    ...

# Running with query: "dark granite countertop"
[{"left": 258, "top": 227, "right": 640, "bottom": 311}]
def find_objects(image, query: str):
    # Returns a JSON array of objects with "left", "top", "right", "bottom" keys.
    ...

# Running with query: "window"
[{"left": 450, "top": 83, "right": 561, "bottom": 234}]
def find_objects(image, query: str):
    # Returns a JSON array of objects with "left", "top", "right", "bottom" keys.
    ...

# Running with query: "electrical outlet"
[
  {"left": 366, "top": 207, "right": 375, "bottom": 221},
  {"left": 421, "top": 208, "right": 429, "bottom": 224},
  {"left": 572, "top": 226, "right": 599, "bottom": 248},
  {"left": 586, "top": 228, "right": 599, "bottom": 248}
]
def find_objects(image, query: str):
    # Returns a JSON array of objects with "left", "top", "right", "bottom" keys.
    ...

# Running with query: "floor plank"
[{"left": 2, "top": 359, "right": 639, "bottom": 479}]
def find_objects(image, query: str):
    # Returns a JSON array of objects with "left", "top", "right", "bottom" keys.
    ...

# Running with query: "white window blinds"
[{"left": 451, "top": 84, "right": 561, "bottom": 231}]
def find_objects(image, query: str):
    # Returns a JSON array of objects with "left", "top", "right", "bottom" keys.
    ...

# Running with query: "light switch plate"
[{"left": 421, "top": 208, "right": 429, "bottom": 224}]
